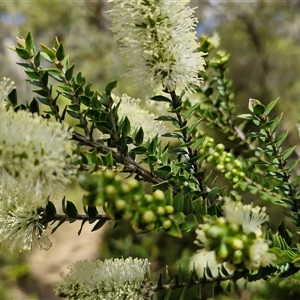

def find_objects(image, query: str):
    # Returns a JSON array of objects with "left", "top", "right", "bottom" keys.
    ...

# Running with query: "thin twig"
[{"left": 72, "top": 132, "right": 180, "bottom": 192}]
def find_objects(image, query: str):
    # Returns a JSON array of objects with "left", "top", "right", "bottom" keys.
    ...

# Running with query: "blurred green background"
[{"left": 1, "top": 1, "right": 300, "bottom": 299}]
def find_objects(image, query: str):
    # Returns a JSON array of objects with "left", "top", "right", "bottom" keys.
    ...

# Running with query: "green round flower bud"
[
  {"left": 207, "top": 155, "right": 213, "bottom": 162},
  {"left": 231, "top": 168, "right": 238, "bottom": 175},
  {"left": 144, "top": 194, "right": 153, "bottom": 203},
  {"left": 229, "top": 238, "right": 244, "bottom": 250},
  {"left": 127, "top": 178, "right": 139, "bottom": 189},
  {"left": 105, "top": 185, "right": 116, "bottom": 199},
  {"left": 115, "top": 199, "right": 126, "bottom": 211},
  {"left": 217, "top": 217, "right": 227, "bottom": 226},
  {"left": 232, "top": 177, "right": 240, "bottom": 183},
  {"left": 133, "top": 194, "right": 141, "bottom": 202},
  {"left": 156, "top": 206, "right": 165, "bottom": 216},
  {"left": 213, "top": 152, "right": 220, "bottom": 158},
  {"left": 234, "top": 160, "right": 242, "bottom": 168},
  {"left": 142, "top": 210, "right": 156, "bottom": 223},
  {"left": 216, "top": 143, "right": 225, "bottom": 151},
  {"left": 153, "top": 189, "right": 165, "bottom": 201},
  {"left": 114, "top": 174, "right": 122, "bottom": 183},
  {"left": 216, "top": 243, "right": 229, "bottom": 261},
  {"left": 145, "top": 223, "right": 156, "bottom": 231},
  {"left": 232, "top": 250, "right": 243, "bottom": 265},
  {"left": 229, "top": 223, "right": 240, "bottom": 233},
  {"left": 216, "top": 164, "right": 224, "bottom": 171},
  {"left": 239, "top": 172, "right": 245, "bottom": 178},
  {"left": 123, "top": 211, "right": 133, "bottom": 220},
  {"left": 162, "top": 219, "right": 172, "bottom": 229},
  {"left": 165, "top": 205, "right": 174, "bottom": 214},
  {"left": 121, "top": 184, "right": 130, "bottom": 194},
  {"left": 207, "top": 225, "right": 227, "bottom": 239},
  {"left": 198, "top": 148, "right": 205, "bottom": 155},
  {"left": 224, "top": 172, "right": 232, "bottom": 179},
  {"left": 104, "top": 170, "right": 115, "bottom": 180}
]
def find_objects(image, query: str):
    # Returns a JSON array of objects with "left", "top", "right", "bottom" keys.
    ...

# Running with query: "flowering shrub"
[{"left": 1, "top": 0, "right": 300, "bottom": 299}]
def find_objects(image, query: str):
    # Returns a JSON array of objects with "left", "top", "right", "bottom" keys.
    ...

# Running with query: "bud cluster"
[
  {"left": 201, "top": 139, "right": 246, "bottom": 184},
  {"left": 81, "top": 171, "right": 175, "bottom": 233},
  {"left": 195, "top": 199, "right": 275, "bottom": 270}
]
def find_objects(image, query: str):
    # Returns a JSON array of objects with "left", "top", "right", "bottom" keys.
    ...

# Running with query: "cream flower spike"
[
  {"left": 108, "top": 0, "right": 205, "bottom": 97},
  {"left": 0, "top": 77, "right": 15, "bottom": 105},
  {"left": 112, "top": 93, "right": 167, "bottom": 141},
  {"left": 56, "top": 257, "right": 150, "bottom": 299},
  {"left": 0, "top": 108, "right": 76, "bottom": 200},
  {"left": 223, "top": 198, "right": 268, "bottom": 237},
  {"left": 0, "top": 186, "right": 52, "bottom": 252}
]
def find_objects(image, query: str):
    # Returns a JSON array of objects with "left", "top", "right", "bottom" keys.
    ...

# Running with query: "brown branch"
[{"left": 72, "top": 132, "right": 180, "bottom": 193}]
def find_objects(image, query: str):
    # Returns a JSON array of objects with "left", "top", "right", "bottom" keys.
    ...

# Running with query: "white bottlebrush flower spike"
[
  {"left": 0, "top": 186, "right": 52, "bottom": 252},
  {"left": 190, "top": 249, "right": 232, "bottom": 278},
  {"left": 247, "top": 238, "right": 275, "bottom": 270},
  {"left": 56, "top": 257, "right": 150, "bottom": 300},
  {"left": 0, "top": 108, "right": 75, "bottom": 200},
  {"left": 0, "top": 77, "right": 15, "bottom": 104},
  {"left": 223, "top": 198, "right": 268, "bottom": 237},
  {"left": 112, "top": 93, "right": 167, "bottom": 141},
  {"left": 108, "top": 0, "right": 205, "bottom": 96}
]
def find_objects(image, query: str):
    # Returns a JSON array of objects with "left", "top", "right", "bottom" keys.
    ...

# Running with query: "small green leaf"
[
  {"left": 121, "top": 116, "right": 131, "bottom": 136},
  {"left": 253, "top": 104, "right": 265, "bottom": 115},
  {"left": 135, "top": 127, "right": 144, "bottom": 146},
  {"left": 105, "top": 80, "right": 117, "bottom": 95},
  {"left": 130, "top": 145, "right": 147, "bottom": 155},
  {"left": 91, "top": 218, "right": 107, "bottom": 231},
  {"left": 56, "top": 43, "right": 65, "bottom": 61},
  {"left": 237, "top": 114, "right": 254, "bottom": 120},
  {"left": 51, "top": 217, "right": 66, "bottom": 234},
  {"left": 78, "top": 219, "right": 88, "bottom": 236},
  {"left": 269, "top": 113, "right": 282, "bottom": 133},
  {"left": 40, "top": 72, "right": 48, "bottom": 87},
  {"left": 45, "top": 201, "right": 57, "bottom": 217},
  {"left": 66, "top": 200, "right": 78, "bottom": 218},
  {"left": 162, "top": 132, "right": 183, "bottom": 139},
  {"left": 173, "top": 190, "right": 184, "bottom": 212},
  {"left": 105, "top": 151, "right": 114, "bottom": 167},
  {"left": 25, "top": 31, "right": 34, "bottom": 51},
  {"left": 40, "top": 51, "right": 54, "bottom": 63},
  {"left": 80, "top": 95, "right": 91, "bottom": 106},
  {"left": 155, "top": 115, "right": 178, "bottom": 123},
  {"left": 40, "top": 43, "right": 56, "bottom": 60},
  {"left": 32, "top": 88, "right": 48, "bottom": 97},
  {"left": 8, "top": 88, "right": 18, "bottom": 106},
  {"left": 29, "top": 98, "right": 39, "bottom": 114},
  {"left": 188, "top": 119, "right": 202, "bottom": 135},
  {"left": 65, "top": 64, "right": 75, "bottom": 81},
  {"left": 40, "top": 68, "right": 61, "bottom": 73},
  {"left": 66, "top": 110, "right": 80, "bottom": 119},
  {"left": 165, "top": 219, "right": 182, "bottom": 238},
  {"left": 87, "top": 205, "right": 99, "bottom": 218},
  {"left": 282, "top": 146, "right": 296, "bottom": 161},
  {"left": 15, "top": 47, "right": 31, "bottom": 59},
  {"left": 36, "top": 97, "right": 50, "bottom": 106},
  {"left": 24, "top": 70, "right": 40, "bottom": 79},
  {"left": 286, "top": 158, "right": 299, "bottom": 173},
  {"left": 34, "top": 51, "right": 40, "bottom": 67},
  {"left": 68, "top": 104, "right": 80, "bottom": 111},
  {"left": 152, "top": 181, "right": 170, "bottom": 190},
  {"left": 183, "top": 103, "right": 200, "bottom": 120},
  {"left": 265, "top": 97, "right": 279, "bottom": 116},
  {"left": 151, "top": 95, "right": 172, "bottom": 103},
  {"left": 276, "top": 130, "right": 288, "bottom": 148}
]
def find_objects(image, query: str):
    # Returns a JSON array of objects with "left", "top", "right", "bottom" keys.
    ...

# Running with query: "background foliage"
[{"left": 1, "top": 1, "right": 300, "bottom": 299}]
